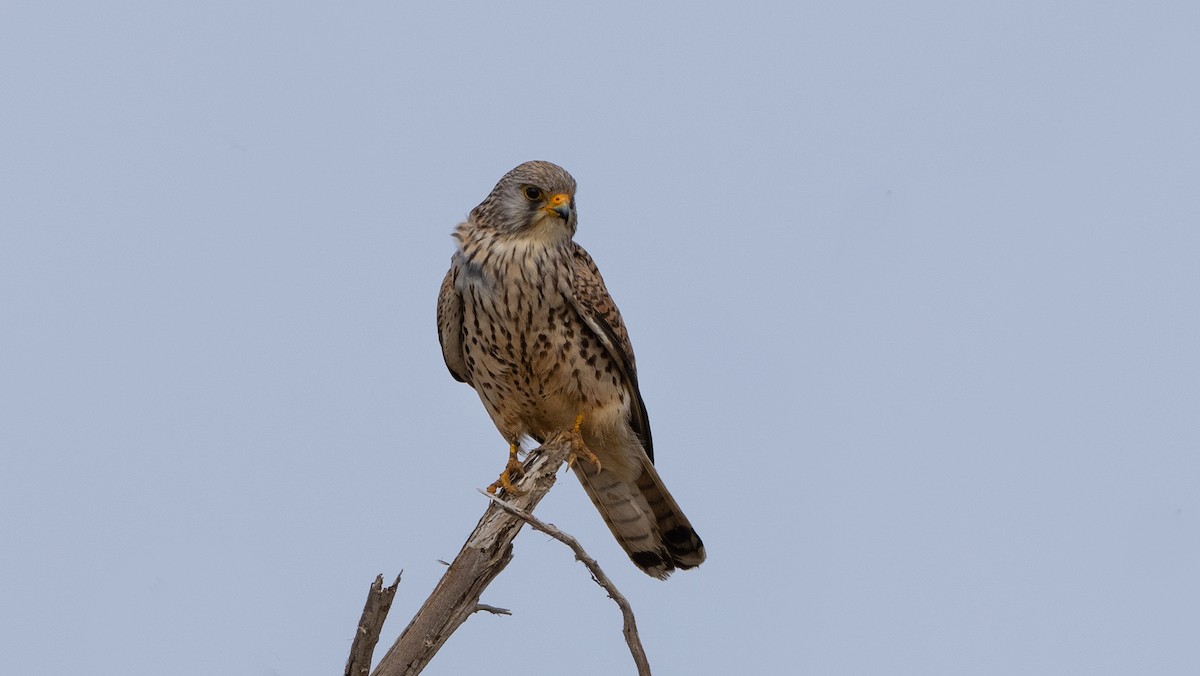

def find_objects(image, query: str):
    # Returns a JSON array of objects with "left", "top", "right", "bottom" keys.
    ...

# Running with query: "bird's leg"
[
  {"left": 566, "top": 413, "right": 602, "bottom": 474},
  {"left": 487, "top": 441, "right": 526, "bottom": 496}
]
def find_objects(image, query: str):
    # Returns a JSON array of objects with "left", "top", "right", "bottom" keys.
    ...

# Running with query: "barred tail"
[{"left": 573, "top": 458, "right": 705, "bottom": 579}]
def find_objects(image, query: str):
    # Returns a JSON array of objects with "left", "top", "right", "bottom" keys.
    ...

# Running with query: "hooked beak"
[{"left": 543, "top": 192, "right": 572, "bottom": 221}]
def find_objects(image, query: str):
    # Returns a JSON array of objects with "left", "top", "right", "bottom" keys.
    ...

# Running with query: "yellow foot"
[
  {"left": 565, "top": 414, "right": 602, "bottom": 474},
  {"left": 487, "top": 443, "right": 526, "bottom": 496}
]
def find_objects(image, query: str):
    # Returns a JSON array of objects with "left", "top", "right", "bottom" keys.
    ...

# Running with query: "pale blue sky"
[{"left": 2, "top": 2, "right": 1198, "bottom": 674}]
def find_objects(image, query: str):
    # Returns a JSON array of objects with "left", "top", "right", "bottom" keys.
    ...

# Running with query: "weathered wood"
[
  {"left": 345, "top": 573, "right": 401, "bottom": 676},
  {"left": 480, "top": 490, "right": 651, "bottom": 675},
  {"left": 369, "top": 437, "right": 571, "bottom": 676}
]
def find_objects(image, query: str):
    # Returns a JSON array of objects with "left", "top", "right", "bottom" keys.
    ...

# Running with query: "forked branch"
[
  {"left": 367, "top": 436, "right": 571, "bottom": 676},
  {"left": 479, "top": 490, "right": 650, "bottom": 675},
  {"left": 347, "top": 431, "right": 650, "bottom": 675}
]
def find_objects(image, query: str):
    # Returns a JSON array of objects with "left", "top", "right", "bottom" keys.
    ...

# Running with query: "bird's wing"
[
  {"left": 569, "top": 243, "right": 654, "bottom": 462},
  {"left": 437, "top": 256, "right": 469, "bottom": 384}
]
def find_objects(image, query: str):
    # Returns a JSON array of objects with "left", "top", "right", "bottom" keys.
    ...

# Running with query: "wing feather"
[
  {"left": 569, "top": 244, "right": 655, "bottom": 462},
  {"left": 437, "top": 258, "right": 469, "bottom": 384}
]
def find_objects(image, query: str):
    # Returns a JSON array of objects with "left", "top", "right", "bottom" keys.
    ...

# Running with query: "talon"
[
  {"left": 566, "top": 414, "right": 602, "bottom": 474},
  {"left": 568, "top": 444, "right": 602, "bottom": 474},
  {"left": 488, "top": 442, "right": 527, "bottom": 496}
]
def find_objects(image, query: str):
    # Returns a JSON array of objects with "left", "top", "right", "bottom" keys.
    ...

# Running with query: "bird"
[{"left": 436, "top": 161, "right": 705, "bottom": 579}]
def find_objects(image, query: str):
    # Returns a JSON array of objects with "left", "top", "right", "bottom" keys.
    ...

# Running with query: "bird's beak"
[{"left": 544, "top": 193, "right": 572, "bottom": 221}]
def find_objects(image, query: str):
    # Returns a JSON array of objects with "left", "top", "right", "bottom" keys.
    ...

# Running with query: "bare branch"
[
  {"left": 368, "top": 436, "right": 572, "bottom": 676},
  {"left": 479, "top": 490, "right": 651, "bottom": 676},
  {"left": 344, "top": 573, "right": 401, "bottom": 676},
  {"left": 472, "top": 603, "right": 511, "bottom": 616}
]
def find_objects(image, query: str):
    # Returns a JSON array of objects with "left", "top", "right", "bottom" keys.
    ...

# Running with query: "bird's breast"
[
  {"left": 458, "top": 241, "right": 572, "bottom": 375},
  {"left": 456, "top": 240, "right": 615, "bottom": 435}
]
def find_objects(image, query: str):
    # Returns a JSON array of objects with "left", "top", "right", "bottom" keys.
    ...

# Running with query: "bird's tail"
[{"left": 572, "top": 457, "right": 705, "bottom": 579}]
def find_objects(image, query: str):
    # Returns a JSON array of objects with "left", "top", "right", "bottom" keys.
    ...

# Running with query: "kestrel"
[{"left": 436, "top": 161, "right": 705, "bottom": 579}]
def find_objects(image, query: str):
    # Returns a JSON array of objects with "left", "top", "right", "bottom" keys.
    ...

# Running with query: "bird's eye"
[{"left": 523, "top": 186, "right": 542, "bottom": 201}]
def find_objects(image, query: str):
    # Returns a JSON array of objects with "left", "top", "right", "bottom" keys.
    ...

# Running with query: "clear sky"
[{"left": 2, "top": 3, "right": 1198, "bottom": 674}]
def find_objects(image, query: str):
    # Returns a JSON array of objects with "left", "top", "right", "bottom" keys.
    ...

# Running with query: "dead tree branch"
[
  {"left": 368, "top": 435, "right": 572, "bottom": 676},
  {"left": 345, "top": 573, "right": 401, "bottom": 676},
  {"left": 480, "top": 490, "right": 651, "bottom": 676}
]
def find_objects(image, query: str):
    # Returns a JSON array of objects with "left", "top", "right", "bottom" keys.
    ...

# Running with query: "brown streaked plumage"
[{"left": 436, "top": 161, "right": 705, "bottom": 579}]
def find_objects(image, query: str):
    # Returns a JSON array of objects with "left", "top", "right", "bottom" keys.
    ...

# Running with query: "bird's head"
[{"left": 470, "top": 161, "right": 578, "bottom": 239}]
